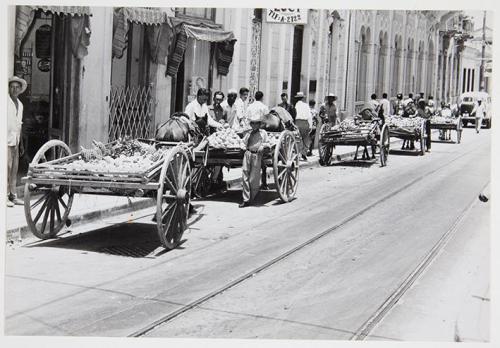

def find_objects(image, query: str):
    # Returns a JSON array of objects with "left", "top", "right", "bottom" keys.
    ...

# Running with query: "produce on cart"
[
  {"left": 318, "top": 117, "right": 389, "bottom": 166},
  {"left": 193, "top": 124, "right": 300, "bottom": 203},
  {"left": 429, "top": 114, "right": 462, "bottom": 144},
  {"left": 386, "top": 115, "right": 428, "bottom": 155},
  {"left": 22, "top": 137, "right": 193, "bottom": 249}
]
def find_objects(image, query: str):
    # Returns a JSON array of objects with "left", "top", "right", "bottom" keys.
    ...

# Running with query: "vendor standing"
[
  {"left": 221, "top": 88, "right": 238, "bottom": 128},
  {"left": 7, "top": 76, "right": 26, "bottom": 207},
  {"left": 185, "top": 88, "right": 222, "bottom": 133},
  {"left": 234, "top": 87, "right": 250, "bottom": 129},
  {"left": 240, "top": 111, "right": 268, "bottom": 208},
  {"left": 294, "top": 92, "right": 313, "bottom": 161},
  {"left": 319, "top": 93, "right": 338, "bottom": 125},
  {"left": 278, "top": 92, "right": 296, "bottom": 122}
]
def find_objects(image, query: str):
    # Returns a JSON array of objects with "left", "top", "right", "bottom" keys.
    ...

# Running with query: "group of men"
[{"left": 183, "top": 87, "right": 343, "bottom": 207}]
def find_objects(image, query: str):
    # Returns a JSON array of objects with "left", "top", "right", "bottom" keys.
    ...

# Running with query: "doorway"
[{"left": 290, "top": 25, "right": 304, "bottom": 101}]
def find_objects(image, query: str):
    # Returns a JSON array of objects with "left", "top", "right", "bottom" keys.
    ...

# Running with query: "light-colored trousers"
[
  {"left": 7, "top": 145, "right": 19, "bottom": 197},
  {"left": 242, "top": 150, "right": 262, "bottom": 203},
  {"left": 476, "top": 116, "right": 483, "bottom": 132},
  {"left": 296, "top": 119, "right": 310, "bottom": 156}
]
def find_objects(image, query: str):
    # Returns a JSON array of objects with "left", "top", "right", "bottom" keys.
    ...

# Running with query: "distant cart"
[
  {"left": 22, "top": 139, "right": 193, "bottom": 249},
  {"left": 318, "top": 118, "right": 390, "bottom": 167},
  {"left": 429, "top": 115, "right": 462, "bottom": 144},
  {"left": 387, "top": 116, "right": 429, "bottom": 156}
]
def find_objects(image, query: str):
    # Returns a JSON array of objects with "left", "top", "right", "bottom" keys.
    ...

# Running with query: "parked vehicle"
[{"left": 458, "top": 91, "right": 492, "bottom": 128}]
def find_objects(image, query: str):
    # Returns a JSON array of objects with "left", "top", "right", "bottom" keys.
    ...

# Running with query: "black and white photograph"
[{"left": 1, "top": 0, "right": 497, "bottom": 347}]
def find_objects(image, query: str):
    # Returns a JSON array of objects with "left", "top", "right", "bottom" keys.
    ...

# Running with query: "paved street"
[{"left": 4, "top": 127, "right": 490, "bottom": 340}]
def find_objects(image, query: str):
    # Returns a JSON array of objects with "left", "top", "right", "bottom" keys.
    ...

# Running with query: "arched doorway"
[
  {"left": 416, "top": 41, "right": 424, "bottom": 95},
  {"left": 376, "top": 31, "right": 388, "bottom": 96},
  {"left": 356, "top": 26, "right": 370, "bottom": 104},
  {"left": 391, "top": 35, "right": 402, "bottom": 97},
  {"left": 404, "top": 38, "right": 413, "bottom": 94}
]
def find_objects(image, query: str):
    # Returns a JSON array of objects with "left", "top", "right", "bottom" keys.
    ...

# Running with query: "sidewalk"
[{"left": 6, "top": 136, "right": 411, "bottom": 242}]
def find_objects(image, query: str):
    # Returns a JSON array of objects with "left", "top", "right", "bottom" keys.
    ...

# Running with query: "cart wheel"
[
  {"left": 318, "top": 123, "right": 333, "bottom": 166},
  {"left": 419, "top": 121, "right": 426, "bottom": 156},
  {"left": 156, "top": 146, "right": 191, "bottom": 249},
  {"left": 379, "top": 124, "right": 390, "bottom": 167},
  {"left": 191, "top": 165, "right": 214, "bottom": 198},
  {"left": 456, "top": 116, "right": 462, "bottom": 144},
  {"left": 273, "top": 130, "right": 299, "bottom": 203},
  {"left": 24, "top": 140, "right": 74, "bottom": 239}
]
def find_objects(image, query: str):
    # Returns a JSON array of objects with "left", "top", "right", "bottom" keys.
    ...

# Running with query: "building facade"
[{"left": 9, "top": 7, "right": 477, "bottom": 181}]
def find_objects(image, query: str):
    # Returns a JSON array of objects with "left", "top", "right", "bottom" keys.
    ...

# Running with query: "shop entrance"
[
  {"left": 290, "top": 25, "right": 304, "bottom": 101},
  {"left": 14, "top": 10, "right": 77, "bottom": 181}
]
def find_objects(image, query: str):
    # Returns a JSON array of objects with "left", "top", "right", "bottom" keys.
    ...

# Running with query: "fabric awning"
[
  {"left": 166, "top": 18, "right": 237, "bottom": 77},
  {"left": 15, "top": 5, "right": 91, "bottom": 58},
  {"left": 112, "top": 7, "right": 170, "bottom": 59}
]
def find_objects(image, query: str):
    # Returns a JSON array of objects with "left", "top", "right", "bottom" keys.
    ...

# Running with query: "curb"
[{"left": 7, "top": 198, "right": 155, "bottom": 242}]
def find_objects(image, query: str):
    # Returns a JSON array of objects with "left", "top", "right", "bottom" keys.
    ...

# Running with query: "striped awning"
[
  {"left": 15, "top": 5, "right": 91, "bottom": 58},
  {"left": 112, "top": 7, "right": 169, "bottom": 59}
]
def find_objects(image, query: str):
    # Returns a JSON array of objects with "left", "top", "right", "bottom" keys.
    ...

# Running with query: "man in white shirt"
[
  {"left": 234, "top": 87, "right": 250, "bottom": 129},
  {"left": 294, "top": 92, "right": 313, "bottom": 160},
  {"left": 7, "top": 76, "right": 26, "bottom": 207},
  {"left": 473, "top": 99, "right": 486, "bottom": 134},
  {"left": 246, "top": 91, "right": 269, "bottom": 121},
  {"left": 185, "top": 88, "right": 222, "bottom": 134},
  {"left": 221, "top": 88, "right": 238, "bottom": 128},
  {"left": 379, "top": 92, "right": 391, "bottom": 122}
]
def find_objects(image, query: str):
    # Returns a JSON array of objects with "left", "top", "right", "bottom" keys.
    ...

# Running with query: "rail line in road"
[
  {"left": 350, "top": 180, "right": 490, "bottom": 340},
  {"left": 128, "top": 143, "right": 484, "bottom": 337}
]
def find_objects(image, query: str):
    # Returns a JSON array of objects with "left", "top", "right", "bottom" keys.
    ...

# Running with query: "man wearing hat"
[
  {"left": 319, "top": 93, "right": 338, "bottom": 125},
  {"left": 294, "top": 92, "right": 313, "bottom": 161},
  {"left": 240, "top": 104, "right": 268, "bottom": 208},
  {"left": 7, "top": 76, "right": 27, "bottom": 207}
]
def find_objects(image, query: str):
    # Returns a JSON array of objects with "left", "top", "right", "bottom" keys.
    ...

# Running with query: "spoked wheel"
[
  {"left": 318, "top": 123, "right": 333, "bottom": 166},
  {"left": 378, "top": 124, "right": 390, "bottom": 167},
  {"left": 156, "top": 146, "right": 191, "bottom": 249},
  {"left": 24, "top": 140, "right": 74, "bottom": 239},
  {"left": 273, "top": 130, "right": 299, "bottom": 203},
  {"left": 191, "top": 165, "right": 215, "bottom": 198},
  {"left": 419, "top": 121, "right": 426, "bottom": 156},
  {"left": 456, "top": 116, "right": 462, "bottom": 144}
]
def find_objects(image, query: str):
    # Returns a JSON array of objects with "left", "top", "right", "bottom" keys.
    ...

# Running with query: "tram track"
[{"left": 128, "top": 144, "right": 483, "bottom": 337}]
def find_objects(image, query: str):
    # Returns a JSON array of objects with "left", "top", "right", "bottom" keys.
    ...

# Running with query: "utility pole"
[{"left": 479, "top": 10, "right": 486, "bottom": 91}]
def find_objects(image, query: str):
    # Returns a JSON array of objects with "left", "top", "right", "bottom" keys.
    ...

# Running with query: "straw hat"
[
  {"left": 295, "top": 91, "right": 305, "bottom": 98},
  {"left": 249, "top": 113, "right": 264, "bottom": 124},
  {"left": 8, "top": 76, "right": 27, "bottom": 94},
  {"left": 360, "top": 103, "right": 374, "bottom": 113}
]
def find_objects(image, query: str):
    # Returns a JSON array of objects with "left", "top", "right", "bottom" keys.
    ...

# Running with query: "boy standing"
[{"left": 240, "top": 113, "right": 268, "bottom": 208}]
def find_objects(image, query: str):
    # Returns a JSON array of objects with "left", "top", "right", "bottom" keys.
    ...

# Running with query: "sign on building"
[{"left": 266, "top": 9, "right": 308, "bottom": 24}]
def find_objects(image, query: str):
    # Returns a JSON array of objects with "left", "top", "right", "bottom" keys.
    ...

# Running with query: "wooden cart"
[
  {"left": 192, "top": 130, "right": 300, "bottom": 203},
  {"left": 387, "top": 117, "right": 429, "bottom": 156},
  {"left": 430, "top": 115, "right": 462, "bottom": 144},
  {"left": 318, "top": 120, "right": 390, "bottom": 167},
  {"left": 22, "top": 139, "right": 193, "bottom": 249}
]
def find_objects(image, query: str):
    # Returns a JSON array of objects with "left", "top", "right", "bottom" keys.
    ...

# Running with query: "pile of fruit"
[
  {"left": 207, "top": 128, "right": 245, "bottom": 150},
  {"left": 387, "top": 116, "right": 424, "bottom": 129},
  {"left": 330, "top": 119, "right": 373, "bottom": 133},
  {"left": 62, "top": 139, "right": 166, "bottom": 173},
  {"left": 431, "top": 116, "right": 458, "bottom": 125}
]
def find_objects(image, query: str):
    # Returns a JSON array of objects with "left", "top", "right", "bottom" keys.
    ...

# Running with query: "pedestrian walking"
[
  {"left": 319, "top": 93, "right": 338, "bottom": 125},
  {"left": 7, "top": 76, "right": 26, "bottom": 207},
  {"left": 278, "top": 92, "right": 297, "bottom": 122},
  {"left": 294, "top": 92, "right": 313, "bottom": 161},
  {"left": 221, "top": 88, "right": 238, "bottom": 128},
  {"left": 239, "top": 113, "right": 268, "bottom": 208},
  {"left": 473, "top": 99, "right": 486, "bottom": 134},
  {"left": 307, "top": 99, "right": 319, "bottom": 156}
]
